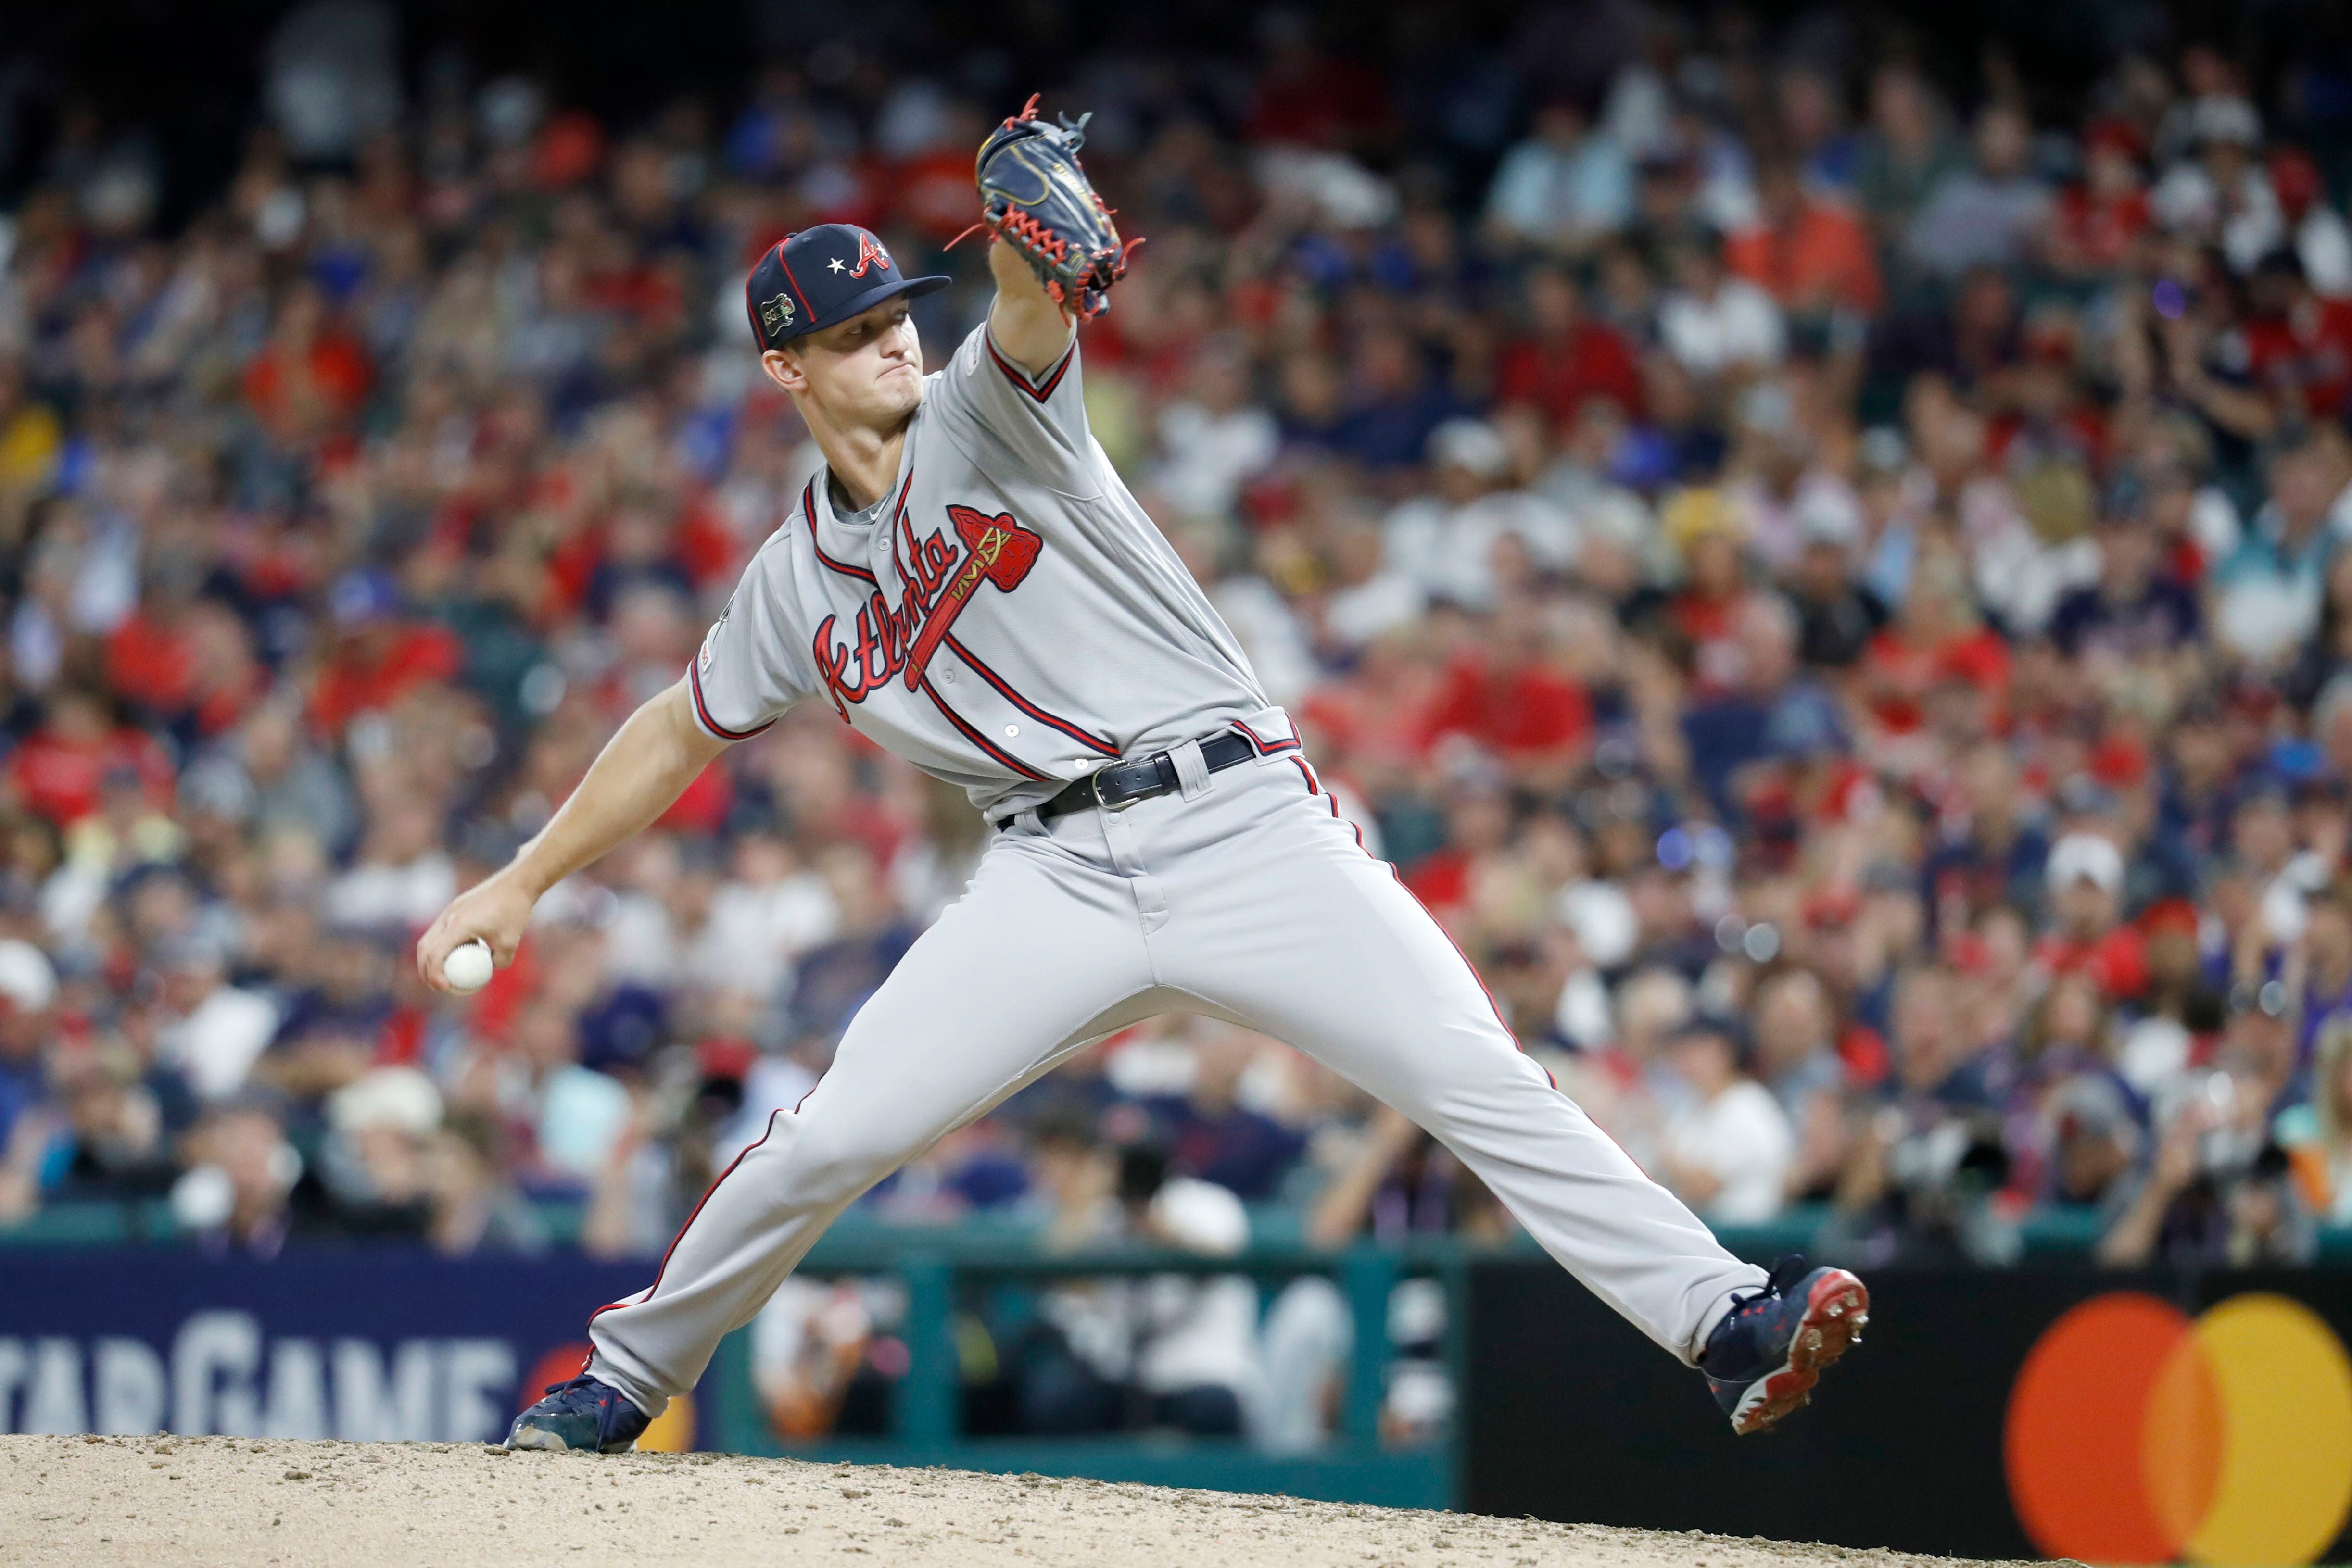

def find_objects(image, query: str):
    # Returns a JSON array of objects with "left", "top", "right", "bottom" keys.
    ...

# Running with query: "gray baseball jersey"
[{"left": 689, "top": 324, "right": 1277, "bottom": 814}]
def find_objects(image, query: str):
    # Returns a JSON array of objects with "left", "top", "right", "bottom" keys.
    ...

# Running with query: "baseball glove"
[{"left": 975, "top": 95, "right": 1134, "bottom": 320}]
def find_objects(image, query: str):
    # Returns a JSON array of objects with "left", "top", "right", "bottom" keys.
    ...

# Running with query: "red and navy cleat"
[
  {"left": 503, "top": 1375, "right": 655, "bottom": 1454},
  {"left": 1698, "top": 1256, "right": 1870, "bottom": 1435}
]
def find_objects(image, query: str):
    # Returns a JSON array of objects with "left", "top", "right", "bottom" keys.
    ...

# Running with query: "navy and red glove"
[{"left": 975, "top": 95, "right": 1135, "bottom": 320}]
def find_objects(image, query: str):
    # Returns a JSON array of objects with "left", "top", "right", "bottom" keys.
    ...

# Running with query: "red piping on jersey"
[
  {"left": 688, "top": 658, "right": 775, "bottom": 741},
  {"left": 1294, "top": 755, "right": 1367, "bottom": 851},
  {"left": 808, "top": 475, "right": 909, "bottom": 585},
  {"left": 1389, "top": 860, "right": 1552, "bottom": 1089},
  {"left": 810, "top": 539, "right": 878, "bottom": 584},
  {"left": 985, "top": 333, "right": 1075, "bottom": 403},
  {"left": 1234, "top": 716, "right": 1301, "bottom": 756},
  {"left": 1401, "top": 870, "right": 1516, "bottom": 1043},
  {"left": 941, "top": 632, "right": 1119, "bottom": 758},
  {"left": 919, "top": 675, "right": 1051, "bottom": 780},
  {"left": 888, "top": 478, "right": 938, "bottom": 612},
  {"left": 584, "top": 1108, "right": 784, "bottom": 1357}
]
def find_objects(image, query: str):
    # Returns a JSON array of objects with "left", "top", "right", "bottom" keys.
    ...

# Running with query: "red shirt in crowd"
[
  {"left": 1246, "top": 52, "right": 1394, "bottom": 150},
  {"left": 1671, "top": 584, "right": 1751, "bottom": 700},
  {"left": 2243, "top": 298, "right": 2352, "bottom": 422},
  {"left": 1419, "top": 652, "right": 1593, "bottom": 763},
  {"left": 1725, "top": 200, "right": 1883, "bottom": 316},
  {"left": 1494, "top": 321, "right": 1645, "bottom": 427},
  {"left": 2048, "top": 186, "right": 2150, "bottom": 274},
  {"left": 657, "top": 760, "right": 736, "bottom": 836},
  {"left": 2035, "top": 926, "right": 2150, "bottom": 1002},
  {"left": 1404, "top": 846, "right": 1471, "bottom": 918},
  {"left": 308, "top": 623, "right": 464, "bottom": 736},
  {"left": 895, "top": 145, "right": 991, "bottom": 244},
  {"left": 1859, "top": 626, "right": 2011, "bottom": 735},
  {"left": 104, "top": 611, "right": 198, "bottom": 716},
  {"left": 241, "top": 328, "right": 372, "bottom": 437},
  {"left": 10, "top": 724, "right": 174, "bottom": 825}
]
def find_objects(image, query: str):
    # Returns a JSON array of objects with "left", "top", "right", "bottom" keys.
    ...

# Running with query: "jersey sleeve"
[
  {"left": 925, "top": 323, "right": 1100, "bottom": 499},
  {"left": 686, "top": 540, "right": 818, "bottom": 741}
]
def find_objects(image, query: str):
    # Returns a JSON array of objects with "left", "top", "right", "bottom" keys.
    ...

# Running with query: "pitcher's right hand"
[{"left": 416, "top": 868, "right": 536, "bottom": 993}]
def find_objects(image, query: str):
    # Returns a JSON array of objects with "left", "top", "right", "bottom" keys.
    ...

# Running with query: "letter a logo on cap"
[{"left": 851, "top": 233, "right": 893, "bottom": 278}]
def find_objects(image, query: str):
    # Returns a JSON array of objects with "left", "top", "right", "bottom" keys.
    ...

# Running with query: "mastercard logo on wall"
[{"left": 2004, "top": 1292, "right": 2352, "bottom": 1565}]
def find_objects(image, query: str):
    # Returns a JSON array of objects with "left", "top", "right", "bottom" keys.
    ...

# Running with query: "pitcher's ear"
[{"left": 761, "top": 347, "right": 804, "bottom": 394}]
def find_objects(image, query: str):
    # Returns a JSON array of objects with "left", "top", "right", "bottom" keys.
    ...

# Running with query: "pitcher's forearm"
[
  {"left": 510, "top": 680, "right": 731, "bottom": 897},
  {"left": 987, "top": 238, "right": 1074, "bottom": 376}
]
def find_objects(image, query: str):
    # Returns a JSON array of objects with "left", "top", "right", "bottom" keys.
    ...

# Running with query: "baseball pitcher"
[{"left": 417, "top": 99, "right": 1867, "bottom": 1452}]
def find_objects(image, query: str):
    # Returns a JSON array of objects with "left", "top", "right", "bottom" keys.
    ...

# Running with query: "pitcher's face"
[{"left": 762, "top": 299, "right": 924, "bottom": 430}]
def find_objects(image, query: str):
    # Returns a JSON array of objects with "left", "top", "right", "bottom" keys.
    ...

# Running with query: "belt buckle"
[{"left": 1092, "top": 768, "right": 1137, "bottom": 812}]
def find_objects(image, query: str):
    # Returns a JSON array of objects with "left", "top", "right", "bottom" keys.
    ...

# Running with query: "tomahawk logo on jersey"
[{"left": 808, "top": 502, "right": 1044, "bottom": 709}]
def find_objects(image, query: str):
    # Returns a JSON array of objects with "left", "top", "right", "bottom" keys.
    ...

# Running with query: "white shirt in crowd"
[
  {"left": 161, "top": 981, "right": 282, "bottom": 1101},
  {"left": 1323, "top": 568, "right": 1426, "bottom": 649},
  {"left": 322, "top": 851, "right": 457, "bottom": 932},
  {"left": 1153, "top": 400, "right": 1278, "bottom": 523},
  {"left": 1383, "top": 490, "right": 1579, "bottom": 610},
  {"left": 688, "top": 871, "right": 840, "bottom": 995},
  {"left": 1662, "top": 1079, "right": 1795, "bottom": 1225},
  {"left": 1210, "top": 574, "right": 1318, "bottom": 709},
  {"left": 1131, "top": 1177, "right": 1259, "bottom": 1397},
  {"left": 1657, "top": 280, "right": 1785, "bottom": 379},
  {"left": 1041, "top": 1176, "right": 1258, "bottom": 1399}
]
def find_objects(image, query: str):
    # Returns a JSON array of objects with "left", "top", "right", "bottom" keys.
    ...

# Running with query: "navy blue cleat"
[
  {"left": 503, "top": 1375, "right": 655, "bottom": 1454},
  {"left": 1698, "top": 1256, "right": 1869, "bottom": 1435}
]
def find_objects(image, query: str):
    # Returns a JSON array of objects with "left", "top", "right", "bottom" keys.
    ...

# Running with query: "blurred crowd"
[{"left": 8, "top": 0, "right": 2352, "bottom": 1368}]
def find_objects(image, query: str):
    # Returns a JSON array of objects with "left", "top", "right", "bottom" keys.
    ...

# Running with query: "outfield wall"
[
  {"left": 13, "top": 1236, "right": 2352, "bottom": 1562},
  {"left": 1467, "top": 1261, "right": 2352, "bottom": 1565}
]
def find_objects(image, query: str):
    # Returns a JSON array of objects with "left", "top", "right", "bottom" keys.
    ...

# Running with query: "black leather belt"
[{"left": 996, "top": 728, "right": 1261, "bottom": 830}]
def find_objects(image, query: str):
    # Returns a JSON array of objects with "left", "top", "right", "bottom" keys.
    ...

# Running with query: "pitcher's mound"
[{"left": 2, "top": 1435, "right": 2043, "bottom": 1567}]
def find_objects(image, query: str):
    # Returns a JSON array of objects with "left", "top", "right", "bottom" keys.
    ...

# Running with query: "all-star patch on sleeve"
[
  {"left": 686, "top": 535, "right": 820, "bottom": 741},
  {"left": 925, "top": 323, "right": 1100, "bottom": 502}
]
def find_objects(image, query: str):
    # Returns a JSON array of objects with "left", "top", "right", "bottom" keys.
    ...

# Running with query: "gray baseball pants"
[{"left": 585, "top": 740, "right": 1765, "bottom": 1414}]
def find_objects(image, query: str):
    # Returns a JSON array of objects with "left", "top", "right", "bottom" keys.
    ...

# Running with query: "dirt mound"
[{"left": 1, "top": 1435, "right": 2038, "bottom": 1567}]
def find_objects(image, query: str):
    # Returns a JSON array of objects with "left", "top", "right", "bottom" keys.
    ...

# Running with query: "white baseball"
[{"left": 443, "top": 940, "right": 495, "bottom": 994}]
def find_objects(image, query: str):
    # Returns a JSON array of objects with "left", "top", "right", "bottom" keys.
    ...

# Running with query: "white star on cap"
[{"left": 829, "top": 258, "right": 845, "bottom": 273}]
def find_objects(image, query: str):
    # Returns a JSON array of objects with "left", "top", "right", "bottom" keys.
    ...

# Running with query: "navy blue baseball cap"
[{"left": 745, "top": 224, "right": 950, "bottom": 351}]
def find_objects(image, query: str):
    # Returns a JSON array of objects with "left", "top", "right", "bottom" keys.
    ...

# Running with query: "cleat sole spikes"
[{"left": 1727, "top": 1268, "right": 1872, "bottom": 1435}]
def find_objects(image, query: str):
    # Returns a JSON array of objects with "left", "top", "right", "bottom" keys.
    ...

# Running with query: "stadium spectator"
[
  {"left": 1484, "top": 100, "right": 1634, "bottom": 257},
  {"left": 1726, "top": 158, "right": 1882, "bottom": 321},
  {"left": 1902, "top": 104, "right": 2050, "bottom": 280},
  {"left": 170, "top": 1094, "right": 309, "bottom": 1254},
  {"left": 1494, "top": 267, "right": 1644, "bottom": 431},
  {"left": 1855, "top": 66, "right": 1967, "bottom": 247},
  {"left": 1750, "top": 969, "right": 1851, "bottom": 1202},
  {"left": 1656, "top": 226, "right": 1786, "bottom": 381},
  {"left": 1658, "top": 1013, "right": 1795, "bottom": 1224},
  {"left": 1027, "top": 1132, "right": 1258, "bottom": 1438},
  {"left": 2285, "top": 1016, "right": 2352, "bottom": 1221}
]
